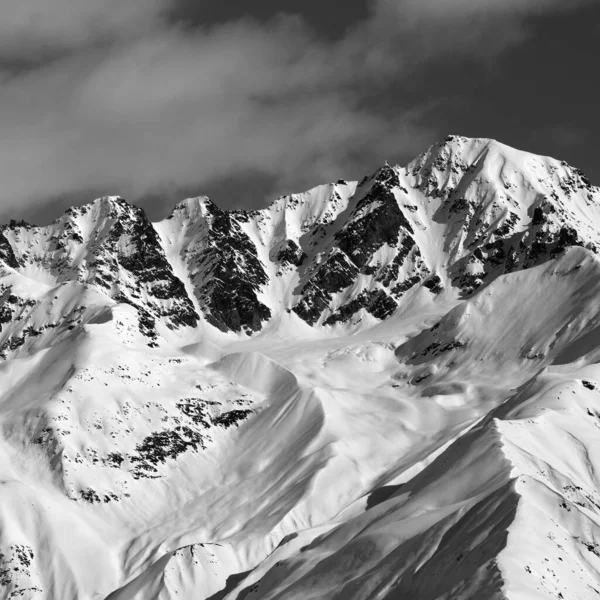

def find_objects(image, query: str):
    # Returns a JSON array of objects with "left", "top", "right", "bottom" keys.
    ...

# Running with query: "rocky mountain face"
[
  {"left": 1, "top": 136, "right": 600, "bottom": 599},
  {"left": 3, "top": 135, "right": 599, "bottom": 351},
  {"left": 0, "top": 198, "right": 198, "bottom": 354}
]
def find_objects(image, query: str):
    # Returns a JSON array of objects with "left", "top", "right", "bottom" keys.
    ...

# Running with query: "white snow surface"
[{"left": 0, "top": 137, "right": 600, "bottom": 598}]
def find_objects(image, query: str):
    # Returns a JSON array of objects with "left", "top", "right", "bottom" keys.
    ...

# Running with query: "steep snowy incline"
[
  {"left": 405, "top": 136, "right": 600, "bottom": 294},
  {"left": 395, "top": 246, "right": 600, "bottom": 391},
  {"left": 220, "top": 368, "right": 600, "bottom": 600},
  {"left": 0, "top": 136, "right": 598, "bottom": 600},
  {"left": 90, "top": 249, "right": 600, "bottom": 599},
  {"left": 206, "top": 250, "right": 600, "bottom": 600}
]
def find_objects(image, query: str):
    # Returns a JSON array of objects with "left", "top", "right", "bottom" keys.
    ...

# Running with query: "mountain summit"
[
  {"left": 3, "top": 136, "right": 598, "bottom": 349},
  {"left": 1, "top": 137, "right": 600, "bottom": 599}
]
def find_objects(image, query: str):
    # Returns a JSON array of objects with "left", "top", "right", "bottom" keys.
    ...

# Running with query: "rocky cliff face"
[
  {"left": 157, "top": 198, "right": 272, "bottom": 335},
  {"left": 0, "top": 136, "right": 596, "bottom": 359},
  {"left": 0, "top": 137, "right": 598, "bottom": 353},
  {"left": 0, "top": 197, "right": 198, "bottom": 354}
]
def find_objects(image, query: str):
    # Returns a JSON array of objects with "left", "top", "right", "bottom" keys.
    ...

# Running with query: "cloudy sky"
[{"left": 0, "top": 0, "right": 598, "bottom": 223}]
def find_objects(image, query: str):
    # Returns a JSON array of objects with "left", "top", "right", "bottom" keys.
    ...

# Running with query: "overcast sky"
[{"left": 0, "top": 0, "right": 598, "bottom": 224}]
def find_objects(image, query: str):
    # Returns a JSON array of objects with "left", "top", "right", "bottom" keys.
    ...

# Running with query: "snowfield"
[{"left": 0, "top": 136, "right": 600, "bottom": 598}]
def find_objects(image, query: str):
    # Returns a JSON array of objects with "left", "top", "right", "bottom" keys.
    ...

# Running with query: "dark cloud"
[
  {"left": 370, "top": 0, "right": 594, "bottom": 61},
  {"left": 167, "top": 0, "right": 370, "bottom": 39},
  {"left": 0, "top": 0, "right": 596, "bottom": 221},
  {"left": 0, "top": 0, "right": 166, "bottom": 61}
]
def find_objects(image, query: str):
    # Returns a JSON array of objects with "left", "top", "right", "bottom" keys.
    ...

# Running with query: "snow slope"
[{"left": 0, "top": 136, "right": 599, "bottom": 599}]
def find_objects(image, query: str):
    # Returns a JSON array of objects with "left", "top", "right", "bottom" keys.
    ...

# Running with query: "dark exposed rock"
[
  {"left": 455, "top": 272, "right": 483, "bottom": 294},
  {"left": 315, "top": 253, "right": 359, "bottom": 295},
  {"left": 423, "top": 275, "right": 443, "bottom": 294},
  {"left": 203, "top": 277, "right": 271, "bottom": 334},
  {"left": 555, "top": 226, "right": 581, "bottom": 251},
  {"left": 335, "top": 178, "right": 414, "bottom": 269},
  {"left": 377, "top": 235, "right": 417, "bottom": 287},
  {"left": 130, "top": 426, "right": 207, "bottom": 477},
  {"left": 504, "top": 246, "right": 519, "bottom": 273},
  {"left": 0, "top": 233, "right": 19, "bottom": 269},
  {"left": 176, "top": 398, "right": 213, "bottom": 428},
  {"left": 212, "top": 410, "right": 252, "bottom": 429},
  {"left": 532, "top": 207, "right": 545, "bottom": 226},
  {"left": 0, "top": 545, "right": 38, "bottom": 595},
  {"left": 0, "top": 145, "right": 598, "bottom": 348},
  {"left": 519, "top": 225, "right": 583, "bottom": 265},
  {"left": 450, "top": 197, "right": 469, "bottom": 214},
  {"left": 421, "top": 339, "right": 466, "bottom": 357},
  {"left": 114, "top": 293, "right": 159, "bottom": 345},
  {"left": 484, "top": 239, "right": 506, "bottom": 267},
  {"left": 292, "top": 291, "right": 329, "bottom": 326},
  {"left": 121, "top": 400, "right": 252, "bottom": 478},
  {"left": 112, "top": 206, "right": 199, "bottom": 329},
  {"left": 276, "top": 240, "right": 307, "bottom": 267},
  {"left": 421, "top": 342, "right": 440, "bottom": 356},
  {"left": 105, "top": 452, "right": 124, "bottom": 468},
  {"left": 361, "top": 264, "right": 379, "bottom": 276},
  {"left": 494, "top": 212, "right": 520, "bottom": 237},
  {"left": 391, "top": 275, "right": 422, "bottom": 298},
  {"left": 0, "top": 304, "right": 12, "bottom": 327},
  {"left": 324, "top": 289, "right": 397, "bottom": 326},
  {"left": 80, "top": 488, "right": 101, "bottom": 504},
  {"left": 293, "top": 253, "right": 359, "bottom": 325},
  {"left": 192, "top": 204, "right": 272, "bottom": 334},
  {"left": 366, "top": 290, "right": 398, "bottom": 320},
  {"left": 293, "top": 165, "right": 420, "bottom": 325},
  {"left": 2, "top": 198, "right": 199, "bottom": 344}
]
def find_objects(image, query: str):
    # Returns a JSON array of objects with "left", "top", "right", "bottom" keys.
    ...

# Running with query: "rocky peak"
[
  {"left": 1, "top": 136, "right": 599, "bottom": 344},
  {"left": 0, "top": 196, "right": 198, "bottom": 354},
  {"left": 2, "top": 137, "right": 600, "bottom": 600},
  {"left": 157, "top": 197, "right": 272, "bottom": 335},
  {"left": 168, "top": 196, "right": 215, "bottom": 221}
]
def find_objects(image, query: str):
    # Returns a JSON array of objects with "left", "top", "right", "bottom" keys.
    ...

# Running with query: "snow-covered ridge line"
[
  {"left": 1, "top": 135, "right": 600, "bottom": 599},
  {"left": 1, "top": 135, "right": 598, "bottom": 353}
]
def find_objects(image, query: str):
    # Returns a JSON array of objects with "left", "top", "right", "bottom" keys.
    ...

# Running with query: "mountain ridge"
[
  {"left": 1, "top": 135, "right": 598, "bottom": 350},
  {"left": 1, "top": 136, "right": 600, "bottom": 599}
]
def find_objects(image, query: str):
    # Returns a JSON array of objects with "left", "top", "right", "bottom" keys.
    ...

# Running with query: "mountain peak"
[
  {"left": 3, "top": 136, "right": 600, "bottom": 600},
  {"left": 412, "top": 135, "right": 597, "bottom": 191},
  {"left": 91, "top": 194, "right": 132, "bottom": 212},
  {"left": 170, "top": 196, "right": 214, "bottom": 219},
  {"left": 1, "top": 135, "right": 597, "bottom": 339}
]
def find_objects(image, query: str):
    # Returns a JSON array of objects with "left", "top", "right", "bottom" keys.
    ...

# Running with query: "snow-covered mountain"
[{"left": 1, "top": 136, "right": 600, "bottom": 599}]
